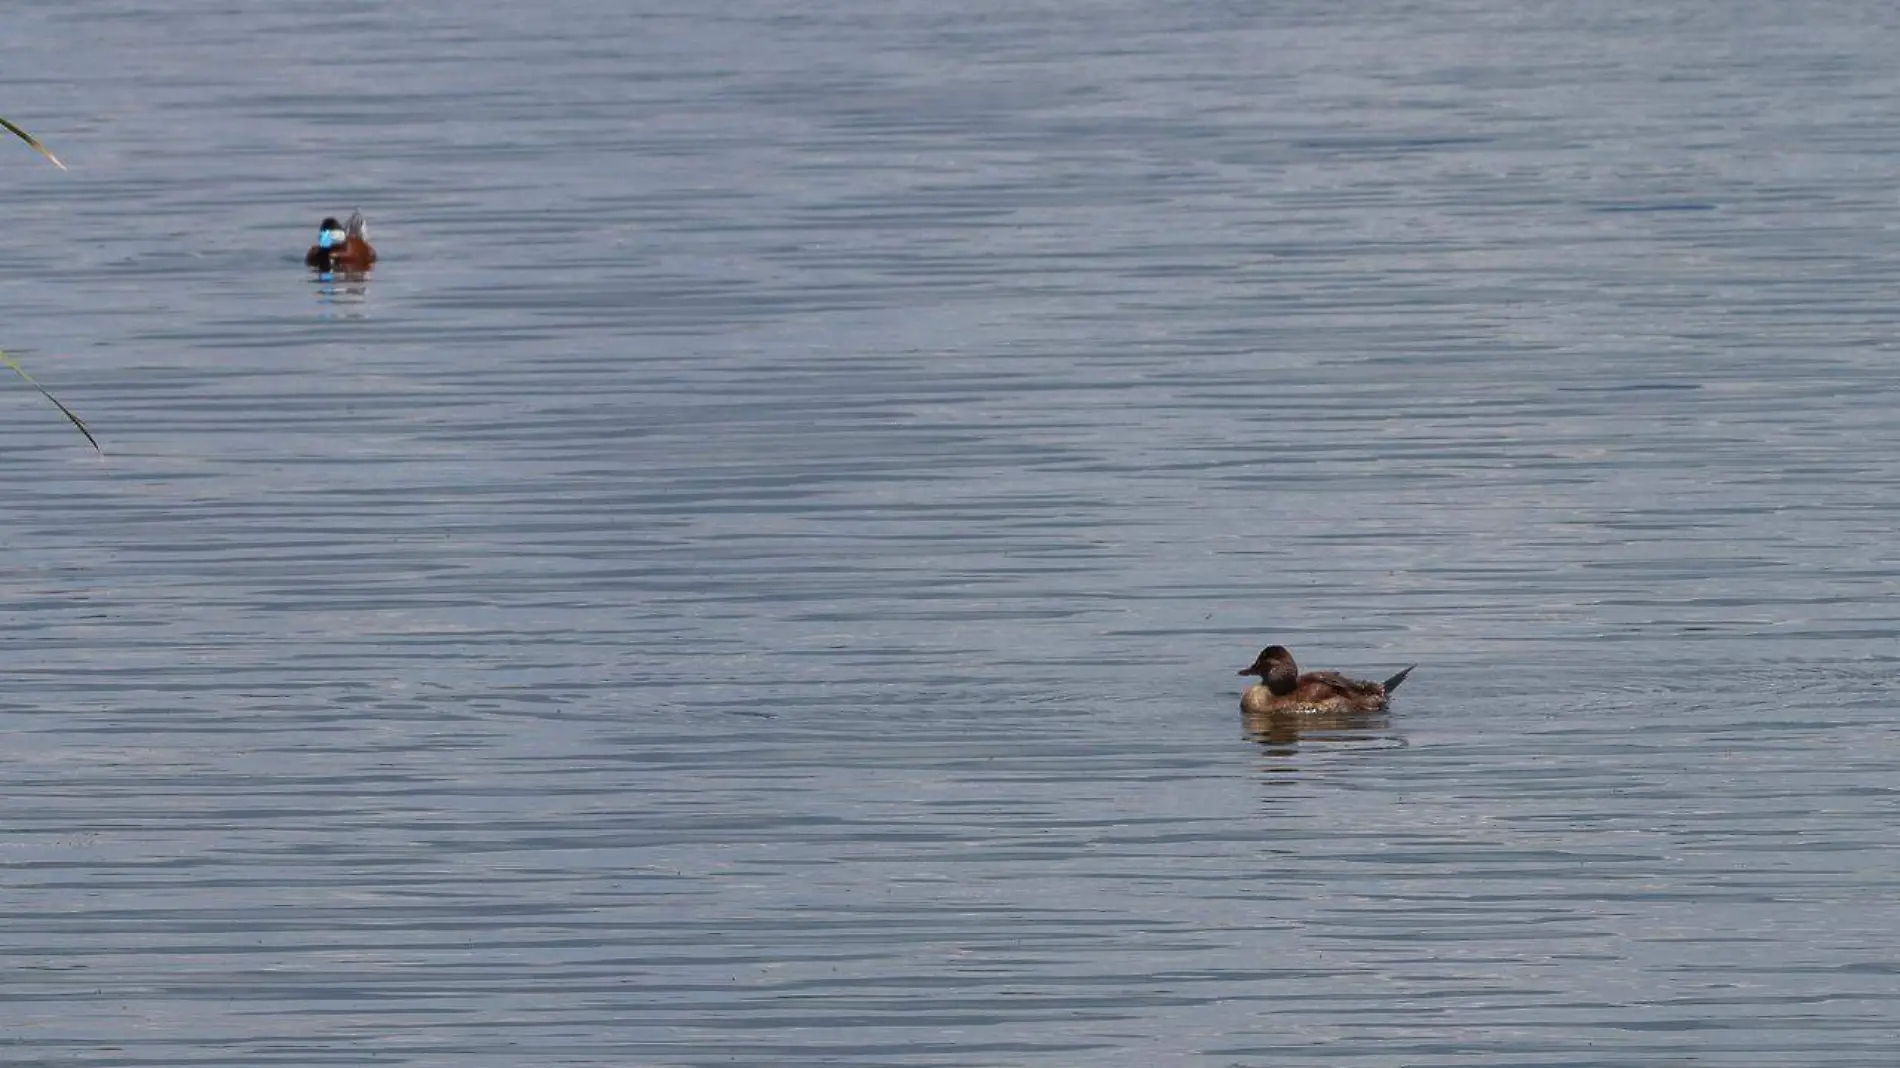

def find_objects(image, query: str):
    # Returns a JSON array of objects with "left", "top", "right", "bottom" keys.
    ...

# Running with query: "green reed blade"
[
  {"left": 0, "top": 116, "right": 66, "bottom": 169},
  {"left": 0, "top": 350, "right": 99, "bottom": 452}
]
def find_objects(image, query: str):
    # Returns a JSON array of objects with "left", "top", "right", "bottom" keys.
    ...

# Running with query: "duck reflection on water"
[{"left": 1244, "top": 705, "right": 1402, "bottom": 754}]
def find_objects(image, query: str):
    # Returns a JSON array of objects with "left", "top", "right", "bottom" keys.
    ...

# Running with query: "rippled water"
[{"left": 5, "top": 1, "right": 1900, "bottom": 1064}]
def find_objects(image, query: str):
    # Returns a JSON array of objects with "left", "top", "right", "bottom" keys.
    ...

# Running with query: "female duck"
[
  {"left": 304, "top": 211, "right": 377, "bottom": 271},
  {"left": 1238, "top": 645, "right": 1415, "bottom": 715}
]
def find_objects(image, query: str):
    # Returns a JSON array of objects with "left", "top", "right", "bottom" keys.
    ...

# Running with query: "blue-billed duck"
[{"left": 305, "top": 210, "right": 377, "bottom": 271}]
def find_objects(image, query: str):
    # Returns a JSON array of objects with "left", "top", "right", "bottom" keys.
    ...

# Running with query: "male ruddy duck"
[
  {"left": 1238, "top": 645, "right": 1416, "bottom": 715},
  {"left": 305, "top": 211, "right": 377, "bottom": 271}
]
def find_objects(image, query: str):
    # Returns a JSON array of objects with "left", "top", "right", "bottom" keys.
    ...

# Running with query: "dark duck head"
[{"left": 1238, "top": 644, "right": 1302, "bottom": 694}]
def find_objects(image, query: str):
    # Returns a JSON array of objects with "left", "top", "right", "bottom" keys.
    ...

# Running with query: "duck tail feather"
[{"left": 1382, "top": 664, "right": 1417, "bottom": 693}]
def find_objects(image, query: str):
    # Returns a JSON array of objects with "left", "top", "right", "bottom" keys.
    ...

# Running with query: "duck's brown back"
[{"left": 1242, "top": 670, "right": 1389, "bottom": 714}]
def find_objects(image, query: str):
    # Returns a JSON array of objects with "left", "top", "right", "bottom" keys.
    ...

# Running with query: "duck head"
[
  {"left": 1238, "top": 645, "right": 1301, "bottom": 695},
  {"left": 315, "top": 217, "right": 346, "bottom": 250}
]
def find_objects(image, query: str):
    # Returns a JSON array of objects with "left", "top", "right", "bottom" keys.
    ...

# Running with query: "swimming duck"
[
  {"left": 1238, "top": 645, "right": 1415, "bottom": 715},
  {"left": 304, "top": 210, "right": 377, "bottom": 271}
]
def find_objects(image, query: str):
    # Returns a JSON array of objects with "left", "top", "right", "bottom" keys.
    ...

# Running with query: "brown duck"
[{"left": 1238, "top": 645, "right": 1416, "bottom": 715}]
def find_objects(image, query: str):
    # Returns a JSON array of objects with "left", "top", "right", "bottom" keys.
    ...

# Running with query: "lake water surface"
[{"left": 4, "top": 2, "right": 1900, "bottom": 1065}]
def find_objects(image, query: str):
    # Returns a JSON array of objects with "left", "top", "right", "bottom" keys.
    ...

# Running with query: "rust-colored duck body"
[{"left": 1238, "top": 645, "right": 1415, "bottom": 715}]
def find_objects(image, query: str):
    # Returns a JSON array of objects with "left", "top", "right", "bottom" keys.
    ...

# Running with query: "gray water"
[{"left": 4, "top": 1, "right": 1900, "bottom": 1064}]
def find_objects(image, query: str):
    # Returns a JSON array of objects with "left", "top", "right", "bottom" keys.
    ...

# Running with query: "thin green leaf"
[
  {"left": 0, "top": 116, "right": 66, "bottom": 170},
  {"left": 0, "top": 350, "right": 99, "bottom": 452}
]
